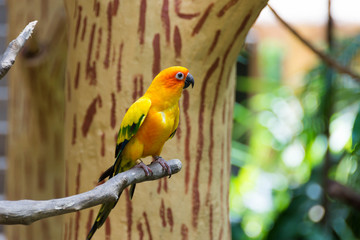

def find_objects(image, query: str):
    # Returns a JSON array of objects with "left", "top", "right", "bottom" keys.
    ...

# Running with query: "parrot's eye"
[{"left": 175, "top": 72, "right": 184, "bottom": 80}]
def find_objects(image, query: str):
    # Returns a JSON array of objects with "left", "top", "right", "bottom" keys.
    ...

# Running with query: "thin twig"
[
  {"left": 327, "top": 179, "right": 360, "bottom": 211},
  {"left": 0, "top": 159, "right": 182, "bottom": 225},
  {"left": 0, "top": 20, "right": 38, "bottom": 79},
  {"left": 268, "top": 4, "right": 360, "bottom": 81}
]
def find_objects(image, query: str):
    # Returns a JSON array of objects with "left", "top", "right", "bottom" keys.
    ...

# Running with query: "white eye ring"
[{"left": 175, "top": 72, "right": 184, "bottom": 80}]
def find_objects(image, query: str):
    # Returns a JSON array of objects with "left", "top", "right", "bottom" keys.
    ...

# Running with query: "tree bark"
[
  {"left": 6, "top": 0, "right": 67, "bottom": 239},
  {"left": 63, "top": 1, "right": 267, "bottom": 240}
]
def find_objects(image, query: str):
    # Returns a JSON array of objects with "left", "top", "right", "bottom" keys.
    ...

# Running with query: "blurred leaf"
[{"left": 351, "top": 107, "right": 360, "bottom": 155}]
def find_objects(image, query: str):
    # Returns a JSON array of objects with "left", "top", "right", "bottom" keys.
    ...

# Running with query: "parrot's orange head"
[{"left": 152, "top": 66, "right": 194, "bottom": 92}]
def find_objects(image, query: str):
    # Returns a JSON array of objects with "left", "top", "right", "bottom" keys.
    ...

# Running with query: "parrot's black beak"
[{"left": 184, "top": 73, "right": 194, "bottom": 89}]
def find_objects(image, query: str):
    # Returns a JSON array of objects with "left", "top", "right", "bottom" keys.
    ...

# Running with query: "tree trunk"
[
  {"left": 63, "top": 1, "right": 267, "bottom": 240},
  {"left": 5, "top": 0, "right": 67, "bottom": 239}
]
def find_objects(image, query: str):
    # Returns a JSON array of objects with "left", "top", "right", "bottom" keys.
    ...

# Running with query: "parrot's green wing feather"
[
  {"left": 98, "top": 97, "right": 151, "bottom": 183},
  {"left": 115, "top": 96, "right": 152, "bottom": 158},
  {"left": 110, "top": 97, "right": 152, "bottom": 178}
]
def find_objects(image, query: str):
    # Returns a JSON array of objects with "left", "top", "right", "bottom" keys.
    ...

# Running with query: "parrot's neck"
[{"left": 145, "top": 86, "right": 182, "bottom": 111}]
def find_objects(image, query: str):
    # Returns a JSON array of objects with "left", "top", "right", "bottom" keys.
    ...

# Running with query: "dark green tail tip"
[{"left": 86, "top": 224, "right": 98, "bottom": 240}]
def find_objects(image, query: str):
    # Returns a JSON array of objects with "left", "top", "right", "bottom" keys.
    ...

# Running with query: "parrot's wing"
[
  {"left": 169, "top": 105, "right": 180, "bottom": 139},
  {"left": 115, "top": 96, "right": 152, "bottom": 158},
  {"left": 98, "top": 97, "right": 151, "bottom": 182}
]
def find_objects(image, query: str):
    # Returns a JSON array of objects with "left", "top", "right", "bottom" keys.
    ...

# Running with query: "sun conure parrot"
[{"left": 86, "top": 66, "right": 194, "bottom": 239}]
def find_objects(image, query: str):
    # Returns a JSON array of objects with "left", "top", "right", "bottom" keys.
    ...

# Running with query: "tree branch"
[
  {"left": 327, "top": 179, "right": 360, "bottom": 211},
  {"left": 0, "top": 159, "right": 182, "bottom": 225},
  {"left": 268, "top": 5, "right": 360, "bottom": 81},
  {"left": 0, "top": 20, "right": 38, "bottom": 79}
]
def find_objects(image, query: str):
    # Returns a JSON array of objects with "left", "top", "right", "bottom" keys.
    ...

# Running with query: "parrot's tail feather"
[
  {"left": 129, "top": 183, "right": 136, "bottom": 199},
  {"left": 86, "top": 191, "right": 121, "bottom": 240},
  {"left": 98, "top": 165, "right": 114, "bottom": 182},
  {"left": 86, "top": 222, "right": 99, "bottom": 240}
]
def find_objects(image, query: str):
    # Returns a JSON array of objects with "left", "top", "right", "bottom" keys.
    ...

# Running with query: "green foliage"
[{"left": 231, "top": 36, "right": 360, "bottom": 240}]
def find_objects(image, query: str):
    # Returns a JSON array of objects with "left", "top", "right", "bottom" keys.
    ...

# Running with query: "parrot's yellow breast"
[{"left": 122, "top": 103, "right": 179, "bottom": 160}]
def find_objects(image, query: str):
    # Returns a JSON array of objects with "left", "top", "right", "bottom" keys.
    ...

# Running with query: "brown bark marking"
[
  {"left": 138, "top": 0, "right": 147, "bottom": 45},
  {"left": 176, "top": 125, "right": 182, "bottom": 143},
  {"left": 38, "top": 108, "right": 49, "bottom": 142},
  {"left": 41, "top": 0, "right": 48, "bottom": 20},
  {"left": 81, "top": 16, "right": 87, "bottom": 41},
  {"left": 64, "top": 222, "right": 68, "bottom": 240},
  {"left": 132, "top": 75, "right": 138, "bottom": 101},
  {"left": 217, "top": 0, "right": 239, "bottom": 17},
  {"left": 175, "top": 0, "right": 200, "bottom": 19},
  {"left": 181, "top": 224, "right": 188, "bottom": 240},
  {"left": 65, "top": 165, "right": 69, "bottom": 196},
  {"left": 208, "top": 30, "right": 221, "bottom": 55},
  {"left": 75, "top": 211, "right": 80, "bottom": 240},
  {"left": 183, "top": 90, "right": 191, "bottom": 194},
  {"left": 192, "top": 3, "right": 214, "bottom": 36},
  {"left": 96, "top": 27, "right": 102, "bottom": 60},
  {"left": 54, "top": 178, "right": 62, "bottom": 198},
  {"left": 38, "top": 157, "right": 46, "bottom": 190},
  {"left": 157, "top": 178, "right": 162, "bottom": 194},
  {"left": 163, "top": 176, "right": 168, "bottom": 192},
  {"left": 111, "top": 92, "right": 116, "bottom": 129},
  {"left": 225, "top": 65, "right": 233, "bottom": 88},
  {"left": 73, "top": 6, "right": 82, "bottom": 48},
  {"left": 113, "top": 0, "right": 120, "bottom": 15},
  {"left": 74, "top": 62, "right": 81, "bottom": 89},
  {"left": 72, "top": 114, "right": 77, "bottom": 145},
  {"left": 160, "top": 199, "right": 167, "bottom": 227},
  {"left": 137, "top": 222, "right": 144, "bottom": 240},
  {"left": 223, "top": 12, "right": 251, "bottom": 87},
  {"left": 86, "top": 209, "right": 94, "bottom": 233},
  {"left": 143, "top": 212, "right": 153, "bottom": 240},
  {"left": 67, "top": 71, "right": 72, "bottom": 102},
  {"left": 167, "top": 207, "right": 174, "bottom": 232},
  {"left": 104, "top": 1, "right": 112, "bottom": 69},
  {"left": 192, "top": 58, "right": 220, "bottom": 228},
  {"left": 69, "top": 217, "right": 73, "bottom": 240},
  {"left": 93, "top": 0, "right": 100, "bottom": 17},
  {"left": 206, "top": 116, "right": 214, "bottom": 204},
  {"left": 206, "top": 55, "right": 227, "bottom": 204},
  {"left": 116, "top": 42, "right": 124, "bottom": 92},
  {"left": 125, "top": 189, "right": 133, "bottom": 240},
  {"left": 112, "top": 45, "right": 116, "bottom": 64},
  {"left": 101, "top": 132, "right": 105, "bottom": 156},
  {"left": 161, "top": 0, "right": 170, "bottom": 43},
  {"left": 86, "top": 23, "right": 97, "bottom": 85},
  {"left": 222, "top": 100, "right": 226, "bottom": 124},
  {"left": 139, "top": 74, "right": 144, "bottom": 95},
  {"left": 105, "top": 218, "right": 111, "bottom": 240},
  {"left": 173, "top": 25, "right": 182, "bottom": 58},
  {"left": 41, "top": 221, "right": 50, "bottom": 240},
  {"left": 76, "top": 163, "right": 81, "bottom": 194},
  {"left": 209, "top": 204, "right": 213, "bottom": 240},
  {"left": 82, "top": 95, "right": 102, "bottom": 137},
  {"left": 218, "top": 227, "right": 223, "bottom": 240},
  {"left": 152, "top": 33, "right": 161, "bottom": 78}
]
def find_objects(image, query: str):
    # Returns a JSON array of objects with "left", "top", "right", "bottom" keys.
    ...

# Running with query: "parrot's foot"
[
  {"left": 153, "top": 156, "right": 172, "bottom": 177},
  {"left": 135, "top": 161, "right": 153, "bottom": 176}
]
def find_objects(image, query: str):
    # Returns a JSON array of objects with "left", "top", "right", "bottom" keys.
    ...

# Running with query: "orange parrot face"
[{"left": 154, "top": 66, "right": 194, "bottom": 91}]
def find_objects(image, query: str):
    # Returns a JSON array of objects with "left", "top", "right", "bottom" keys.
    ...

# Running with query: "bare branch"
[
  {"left": 327, "top": 179, "right": 360, "bottom": 211},
  {"left": 0, "top": 20, "right": 38, "bottom": 79},
  {"left": 268, "top": 5, "right": 360, "bottom": 81},
  {"left": 0, "top": 159, "right": 182, "bottom": 225}
]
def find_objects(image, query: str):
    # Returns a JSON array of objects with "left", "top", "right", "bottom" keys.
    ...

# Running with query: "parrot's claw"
[
  {"left": 135, "top": 161, "right": 153, "bottom": 176},
  {"left": 153, "top": 156, "right": 172, "bottom": 177}
]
